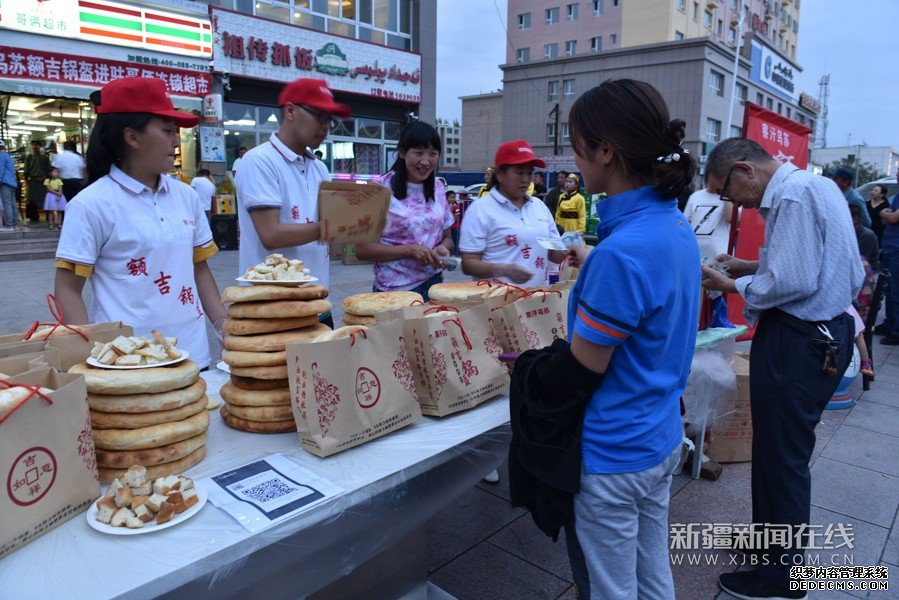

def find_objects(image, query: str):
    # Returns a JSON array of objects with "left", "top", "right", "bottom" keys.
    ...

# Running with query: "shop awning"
[{"left": 0, "top": 79, "right": 201, "bottom": 111}]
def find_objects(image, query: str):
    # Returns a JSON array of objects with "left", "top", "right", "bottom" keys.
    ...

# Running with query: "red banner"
[
  {"left": 727, "top": 103, "right": 813, "bottom": 329},
  {"left": 0, "top": 45, "right": 210, "bottom": 97}
]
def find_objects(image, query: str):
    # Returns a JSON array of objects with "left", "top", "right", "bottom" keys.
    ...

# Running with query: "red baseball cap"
[
  {"left": 494, "top": 140, "right": 546, "bottom": 168},
  {"left": 277, "top": 78, "right": 351, "bottom": 118},
  {"left": 93, "top": 77, "right": 199, "bottom": 128}
]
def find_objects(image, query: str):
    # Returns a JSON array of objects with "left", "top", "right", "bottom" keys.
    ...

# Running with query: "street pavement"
[{"left": 1, "top": 251, "right": 897, "bottom": 599}]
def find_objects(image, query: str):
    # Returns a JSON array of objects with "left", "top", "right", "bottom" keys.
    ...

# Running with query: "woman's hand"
[
  {"left": 433, "top": 244, "right": 451, "bottom": 258},
  {"left": 701, "top": 265, "right": 737, "bottom": 294},
  {"left": 499, "top": 263, "right": 533, "bottom": 284},
  {"left": 567, "top": 245, "right": 593, "bottom": 268},
  {"left": 407, "top": 244, "right": 441, "bottom": 267},
  {"left": 714, "top": 253, "right": 757, "bottom": 278}
]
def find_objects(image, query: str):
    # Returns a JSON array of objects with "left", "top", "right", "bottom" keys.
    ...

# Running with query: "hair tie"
[{"left": 656, "top": 146, "right": 690, "bottom": 164}]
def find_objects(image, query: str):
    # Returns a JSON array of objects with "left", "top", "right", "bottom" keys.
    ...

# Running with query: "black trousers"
[
  {"left": 750, "top": 309, "right": 853, "bottom": 586},
  {"left": 26, "top": 178, "right": 45, "bottom": 221}
]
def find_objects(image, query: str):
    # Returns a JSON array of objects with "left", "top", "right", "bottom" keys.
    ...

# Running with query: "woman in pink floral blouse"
[{"left": 356, "top": 121, "right": 454, "bottom": 300}]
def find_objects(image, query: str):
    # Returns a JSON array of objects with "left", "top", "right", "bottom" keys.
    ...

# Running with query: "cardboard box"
[
  {"left": 318, "top": 181, "right": 390, "bottom": 244},
  {"left": 707, "top": 355, "right": 752, "bottom": 463}
]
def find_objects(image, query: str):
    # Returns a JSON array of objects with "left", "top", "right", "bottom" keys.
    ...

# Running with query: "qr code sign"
[{"left": 237, "top": 478, "right": 296, "bottom": 503}]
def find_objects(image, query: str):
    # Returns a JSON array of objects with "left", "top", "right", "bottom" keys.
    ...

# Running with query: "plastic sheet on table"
[
  {"left": 682, "top": 350, "right": 738, "bottom": 438},
  {"left": 694, "top": 325, "right": 748, "bottom": 352}
]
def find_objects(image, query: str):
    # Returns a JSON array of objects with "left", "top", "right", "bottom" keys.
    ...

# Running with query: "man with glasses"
[
  {"left": 235, "top": 78, "right": 349, "bottom": 327},
  {"left": 700, "top": 138, "right": 864, "bottom": 600}
]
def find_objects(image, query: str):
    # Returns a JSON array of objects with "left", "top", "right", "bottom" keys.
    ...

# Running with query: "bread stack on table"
[
  {"left": 340, "top": 291, "right": 423, "bottom": 327},
  {"left": 219, "top": 284, "right": 332, "bottom": 434},
  {"left": 69, "top": 360, "right": 210, "bottom": 484}
]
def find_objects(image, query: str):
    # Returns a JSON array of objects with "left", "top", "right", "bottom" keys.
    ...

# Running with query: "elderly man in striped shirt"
[{"left": 701, "top": 138, "right": 865, "bottom": 600}]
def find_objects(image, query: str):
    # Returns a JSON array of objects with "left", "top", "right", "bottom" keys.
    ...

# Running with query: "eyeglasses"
[
  {"left": 719, "top": 156, "right": 746, "bottom": 202},
  {"left": 297, "top": 105, "right": 339, "bottom": 130}
]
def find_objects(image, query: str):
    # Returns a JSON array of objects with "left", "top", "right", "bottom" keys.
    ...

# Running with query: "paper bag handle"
[
  {"left": 424, "top": 305, "right": 460, "bottom": 315},
  {"left": 23, "top": 294, "right": 90, "bottom": 342},
  {"left": 442, "top": 317, "right": 473, "bottom": 350},
  {"left": 521, "top": 289, "right": 563, "bottom": 303},
  {"left": 349, "top": 329, "right": 368, "bottom": 346},
  {"left": 0, "top": 380, "right": 54, "bottom": 426}
]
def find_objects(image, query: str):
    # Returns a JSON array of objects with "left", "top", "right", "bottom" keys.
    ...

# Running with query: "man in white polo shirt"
[{"left": 236, "top": 78, "right": 350, "bottom": 327}]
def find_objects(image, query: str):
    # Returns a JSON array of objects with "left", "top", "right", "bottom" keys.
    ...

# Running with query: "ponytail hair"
[
  {"left": 388, "top": 120, "right": 442, "bottom": 202},
  {"left": 86, "top": 112, "right": 152, "bottom": 184},
  {"left": 568, "top": 79, "right": 695, "bottom": 199}
]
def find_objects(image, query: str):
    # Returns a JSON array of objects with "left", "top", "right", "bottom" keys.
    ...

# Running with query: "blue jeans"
[
  {"left": 374, "top": 272, "right": 444, "bottom": 302},
  {"left": 882, "top": 252, "right": 899, "bottom": 336},
  {"left": 0, "top": 184, "right": 17, "bottom": 228}
]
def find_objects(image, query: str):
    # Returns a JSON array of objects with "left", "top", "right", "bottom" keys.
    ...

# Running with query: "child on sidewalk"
[
  {"left": 43, "top": 167, "right": 66, "bottom": 230},
  {"left": 848, "top": 304, "right": 874, "bottom": 377}
]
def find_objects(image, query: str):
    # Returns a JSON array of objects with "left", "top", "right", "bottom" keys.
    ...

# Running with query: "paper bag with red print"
[
  {"left": 318, "top": 181, "right": 391, "bottom": 244},
  {"left": 500, "top": 289, "right": 571, "bottom": 353},
  {"left": 0, "top": 366, "right": 100, "bottom": 559},
  {"left": 374, "top": 300, "right": 483, "bottom": 324},
  {"left": 286, "top": 319, "right": 422, "bottom": 458},
  {"left": 403, "top": 303, "right": 509, "bottom": 417}
]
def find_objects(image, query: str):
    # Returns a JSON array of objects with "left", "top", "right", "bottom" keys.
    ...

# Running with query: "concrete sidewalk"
[{"left": 1, "top": 252, "right": 896, "bottom": 599}]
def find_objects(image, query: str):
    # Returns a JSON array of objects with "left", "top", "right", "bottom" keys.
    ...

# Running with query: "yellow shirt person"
[{"left": 555, "top": 174, "right": 587, "bottom": 233}]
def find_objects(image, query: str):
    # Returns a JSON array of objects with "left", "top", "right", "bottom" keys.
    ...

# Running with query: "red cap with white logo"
[
  {"left": 494, "top": 139, "right": 546, "bottom": 168},
  {"left": 93, "top": 77, "right": 199, "bottom": 128},
  {"left": 277, "top": 78, "right": 351, "bottom": 118}
]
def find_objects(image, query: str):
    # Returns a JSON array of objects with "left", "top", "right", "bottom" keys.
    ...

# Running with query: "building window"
[
  {"left": 730, "top": 125, "right": 742, "bottom": 138},
  {"left": 545, "top": 7, "right": 560, "bottom": 24},
  {"left": 516, "top": 47, "right": 530, "bottom": 63},
  {"left": 677, "top": 0, "right": 686, "bottom": 11},
  {"left": 547, "top": 123, "right": 557, "bottom": 144},
  {"left": 692, "top": 2, "right": 699, "bottom": 21},
  {"left": 567, "top": 3, "right": 578, "bottom": 20},
  {"left": 793, "top": 20, "right": 798, "bottom": 33},
  {"left": 728, "top": 26, "right": 736, "bottom": 44},
  {"left": 777, "top": 102, "right": 782, "bottom": 114},
  {"left": 730, "top": 0, "right": 737, "bottom": 7},
  {"left": 518, "top": 12, "right": 531, "bottom": 30},
  {"left": 736, "top": 83, "right": 748, "bottom": 104},
  {"left": 611, "top": 0, "right": 618, "bottom": 6},
  {"left": 592, "top": 0, "right": 603, "bottom": 15},
  {"left": 786, "top": 106, "right": 791, "bottom": 118},
  {"left": 544, "top": 43, "right": 559, "bottom": 59},
  {"left": 756, "top": 92, "right": 764, "bottom": 105},
  {"left": 717, "top": 18, "right": 723, "bottom": 36},
  {"left": 710, "top": 70, "right": 725, "bottom": 97},
  {"left": 766, "top": 97, "right": 773, "bottom": 110},
  {"left": 562, "top": 122, "right": 570, "bottom": 142},
  {"left": 706, "top": 118, "right": 722, "bottom": 143},
  {"left": 591, "top": 36, "right": 602, "bottom": 51},
  {"left": 548, "top": 80, "right": 559, "bottom": 102},
  {"left": 610, "top": 33, "right": 617, "bottom": 44},
  {"left": 563, "top": 78, "right": 575, "bottom": 100},
  {"left": 703, "top": 10, "right": 713, "bottom": 28},
  {"left": 565, "top": 40, "right": 577, "bottom": 55},
  {"left": 675, "top": 31, "right": 684, "bottom": 40}
]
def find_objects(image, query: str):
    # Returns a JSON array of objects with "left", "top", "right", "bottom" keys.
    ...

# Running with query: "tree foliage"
[{"left": 823, "top": 157, "right": 887, "bottom": 187}]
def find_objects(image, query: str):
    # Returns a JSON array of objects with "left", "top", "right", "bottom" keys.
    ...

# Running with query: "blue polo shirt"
[
  {"left": 882, "top": 193, "right": 899, "bottom": 255},
  {"left": 567, "top": 186, "right": 700, "bottom": 474}
]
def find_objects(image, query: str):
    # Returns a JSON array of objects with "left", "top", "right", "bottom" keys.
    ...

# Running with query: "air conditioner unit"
[{"left": 707, "top": 1, "right": 719, "bottom": 8}]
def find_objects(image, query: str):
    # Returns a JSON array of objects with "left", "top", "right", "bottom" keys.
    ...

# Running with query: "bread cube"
[
  {"left": 156, "top": 501, "right": 175, "bottom": 525},
  {"left": 124, "top": 514, "right": 144, "bottom": 529},
  {"left": 144, "top": 493, "right": 166, "bottom": 513},
  {"left": 163, "top": 475, "right": 181, "bottom": 491},
  {"left": 110, "top": 336, "right": 138, "bottom": 356},
  {"left": 104, "top": 478, "right": 122, "bottom": 499},
  {"left": 114, "top": 484, "right": 133, "bottom": 508},
  {"left": 152, "top": 477, "right": 171, "bottom": 496},
  {"left": 131, "top": 482, "right": 151, "bottom": 496},
  {"left": 178, "top": 477, "right": 194, "bottom": 492},
  {"left": 114, "top": 355, "right": 142, "bottom": 366},
  {"left": 134, "top": 504, "right": 154, "bottom": 523},
  {"left": 128, "top": 336, "right": 148, "bottom": 350},
  {"left": 95, "top": 497, "right": 118, "bottom": 524},
  {"left": 166, "top": 491, "right": 184, "bottom": 505},
  {"left": 182, "top": 488, "right": 200, "bottom": 510},
  {"left": 131, "top": 494, "right": 150, "bottom": 510},
  {"left": 123, "top": 465, "right": 147, "bottom": 487},
  {"left": 90, "top": 342, "right": 105, "bottom": 359},
  {"left": 110, "top": 507, "right": 134, "bottom": 527}
]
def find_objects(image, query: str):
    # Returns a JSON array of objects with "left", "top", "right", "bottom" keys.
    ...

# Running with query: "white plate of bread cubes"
[
  {"left": 236, "top": 253, "right": 318, "bottom": 286},
  {"left": 87, "top": 329, "right": 188, "bottom": 369},
  {"left": 88, "top": 465, "right": 206, "bottom": 535}
]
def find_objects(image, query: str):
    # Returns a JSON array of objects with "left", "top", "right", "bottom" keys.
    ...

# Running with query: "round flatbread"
[
  {"left": 341, "top": 313, "right": 377, "bottom": 326},
  {"left": 98, "top": 445, "right": 206, "bottom": 484},
  {"left": 206, "top": 395, "right": 221, "bottom": 410},
  {"left": 227, "top": 299, "right": 332, "bottom": 319},
  {"left": 428, "top": 281, "right": 489, "bottom": 302},
  {"left": 92, "top": 410, "right": 210, "bottom": 451},
  {"left": 222, "top": 323, "right": 330, "bottom": 352},
  {"left": 230, "top": 364, "right": 289, "bottom": 380},
  {"left": 220, "top": 381, "right": 290, "bottom": 407},
  {"left": 86, "top": 379, "right": 207, "bottom": 414},
  {"left": 96, "top": 432, "right": 207, "bottom": 468},
  {"left": 230, "top": 375, "right": 289, "bottom": 391},
  {"left": 220, "top": 405, "right": 296, "bottom": 434},
  {"left": 222, "top": 284, "right": 329, "bottom": 304},
  {"left": 341, "top": 291, "right": 423, "bottom": 316},
  {"left": 221, "top": 349, "right": 287, "bottom": 368},
  {"left": 226, "top": 403, "right": 294, "bottom": 422},
  {"left": 69, "top": 361, "right": 200, "bottom": 395},
  {"left": 90, "top": 395, "right": 208, "bottom": 429},
  {"left": 312, "top": 325, "right": 367, "bottom": 343},
  {"left": 223, "top": 315, "right": 319, "bottom": 336}
]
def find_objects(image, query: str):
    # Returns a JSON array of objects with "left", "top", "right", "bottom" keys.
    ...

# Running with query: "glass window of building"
[
  {"left": 756, "top": 92, "right": 764, "bottom": 105},
  {"left": 703, "top": 10, "right": 713, "bottom": 28},
  {"left": 736, "top": 83, "right": 748, "bottom": 103},
  {"left": 357, "top": 118, "right": 382, "bottom": 139},
  {"left": 765, "top": 97, "right": 773, "bottom": 110},
  {"left": 710, "top": 70, "right": 725, "bottom": 97},
  {"left": 563, "top": 78, "right": 575, "bottom": 100},
  {"left": 518, "top": 12, "right": 531, "bottom": 29},
  {"left": 567, "top": 3, "right": 578, "bottom": 20},
  {"left": 730, "top": 125, "right": 742, "bottom": 138},
  {"left": 546, "top": 7, "right": 560, "bottom": 24},
  {"left": 548, "top": 80, "right": 559, "bottom": 102},
  {"left": 692, "top": 2, "right": 699, "bottom": 21},
  {"left": 591, "top": 36, "right": 602, "bottom": 52},
  {"left": 678, "top": 0, "right": 686, "bottom": 11},
  {"left": 256, "top": 1, "right": 291, "bottom": 24},
  {"left": 728, "top": 27, "right": 736, "bottom": 44},
  {"left": 612, "top": 0, "right": 618, "bottom": 5},
  {"left": 706, "top": 118, "right": 721, "bottom": 143},
  {"left": 565, "top": 40, "right": 577, "bottom": 55},
  {"left": 561, "top": 122, "right": 570, "bottom": 142},
  {"left": 547, "top": 123, "right": 557, "bottom": 144},
  {"left": 610, "top": 33, "right": 617, "bottom": 44},
  {"left": 517, "top": 48, "right": 530, "bottom": 63},
  {"left": 592, "top": 0, "right": 603, "bottom": 15},
  {"left": 544, "top": 43, "right": 558, "bottom": 59},
  {"left": 675, "top": 31, "right": 684, "bottom": 40}
]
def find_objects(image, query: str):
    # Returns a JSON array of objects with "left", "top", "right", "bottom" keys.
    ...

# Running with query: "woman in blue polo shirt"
[{"left": 563, "top": 80, "right": 700, "bottom": 598}]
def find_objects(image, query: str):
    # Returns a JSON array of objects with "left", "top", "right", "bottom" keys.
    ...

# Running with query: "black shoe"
[
  {"left": 719, "top": 571, "right": 806, "bottom": 599},
  {"left": 873, "top": 324, "right": 889, "bottom": 336},
  {"left": 881, "top": 335, "right": 899, "bottom": 346}
]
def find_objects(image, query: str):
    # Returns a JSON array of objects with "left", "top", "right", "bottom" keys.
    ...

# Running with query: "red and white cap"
[
  {"left": 94, "top": 77, "right": 199, "bottom": 128},
  {"left": 494, "top": 140, "right": 546, "bottom": 168},
  {"left": 277, "top": 78, "right": 351, "bottom": 118}
]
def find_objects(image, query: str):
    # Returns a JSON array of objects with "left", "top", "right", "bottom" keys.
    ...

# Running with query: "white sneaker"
[{"left": 483, "top": 469, "right": 500, "bottom": 484}]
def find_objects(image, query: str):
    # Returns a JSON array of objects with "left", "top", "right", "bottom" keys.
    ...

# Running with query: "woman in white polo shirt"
[
  {"left": 459, "top": 140, "right": 565, "bottom": 287},
  {"left": 54, "top": 77, "right": 226, "bottom": 369}
]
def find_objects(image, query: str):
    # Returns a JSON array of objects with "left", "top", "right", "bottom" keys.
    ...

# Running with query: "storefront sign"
[
  {"left": 0, "top": 0, "right": 211, "bottom": 58},
  {"left": 749, "top": 40, "right": 795, "bottom": 101},
  {"left": 799, "top": 92, "right": 820, "bottom": 115},
  {"left": 211, "top": 8, "right": 422, "bottom": 104},
  {"left": 203, "top": 94, "right": 223, "bottom": 122},
  {"left": 0, "top": 45, "right": 211, "bottom": 97}
]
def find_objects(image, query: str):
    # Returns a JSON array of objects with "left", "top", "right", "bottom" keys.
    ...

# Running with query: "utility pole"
[
  {"left": 549, "top": 103, "right": 561, "bottom": 155},
  {"left": 815, "top": 74, "right": 830, "bottom": 149},
  {"left": 724, "top": 3, "right": 746, "bottom": 138}
]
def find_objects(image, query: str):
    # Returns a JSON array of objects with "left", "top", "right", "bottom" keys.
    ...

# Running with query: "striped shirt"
[{"left": 735, "top": 163, "right": 865, "bottom": 324}]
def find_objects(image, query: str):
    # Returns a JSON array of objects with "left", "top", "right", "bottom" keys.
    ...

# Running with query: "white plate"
[
  {"left": 235, "top": 276, "right": 319, "bottom": 287},
  {"left": 86, "top": 483, "right": 207, "bottom": 536},
  {"left": 86, "top": 351, "right": 189, "bottom": 370},
  {"left": 216, "top": 361, "right": 231, "bottom": 374}
]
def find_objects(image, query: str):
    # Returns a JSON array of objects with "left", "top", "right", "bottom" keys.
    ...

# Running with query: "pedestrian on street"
[
  {"left": 877, "top": 175, "right": 899, "bottom": 345},
  {"left": 831, "top": 167, "right": 870, "bottom": 228},
  {"left": 55, "top": 77, "right": 226, "bottom": 370},
  {"left": 683, "top": 183, "right": 736, "bottom": 261},
  {"left": 53, "top": 140, "right": 86, "bottom": 204},
  {"left": 477, "top": 166, "right": 494, "bottom": 198},
  {"left": 544, "top": 170, "right": 568, "bottom": 217},
  {"left": 867, "top": 183, "right": 890, "bottom": 246},
  {"left": 42, "top": 167, "right": 65, "bottom": 230},
  {"left": 0, "top": 140, "right": 18, "bottom": 231},
  {"left": 849, "top": 203, "right": 879, "bottom": 272},
  {"left": 554, "top": 173, "right": 587, "bottom": 234},
  {"left": 558, "top": 79, "right": 699, "bottom": 600},
  {"left": 355, "top": 120, "right": 454, "bottom": 300},
  {"left": 532, "top": 171, "right": 548, "bottom": 197},
  {"left": 190, "top": 168, "right": 217, "bottom": 224},
  {"left": 24, "top": 140, "right": 50, "bottom": 223},
  {"left": 447, "top": 190, "right": 461, "bottom": 256},
  {"left": 701, "top": 138, "right": 864, "bottom": 600},
  {"left": 231, "top": 146, "right": 247, "bottom": 178},
  {"left": 235, "top": 77, "right": 348, "bottom": 329},
  {"left": 459, "top": 140, "right": 565, "bottom": 287}
]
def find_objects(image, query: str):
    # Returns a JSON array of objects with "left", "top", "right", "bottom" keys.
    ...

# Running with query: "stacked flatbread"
[
  {"left": 428, "top": 281, "right": 489, "bottom": 303},
  {"left": 69, "top": 360, "right": 209, "bottom": 484},
  {"left": 220, "top": 284, "right": 332, "bottom": 433},
  {"left": 340, "top": 291, "right": 423, "bottom": 326}
]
